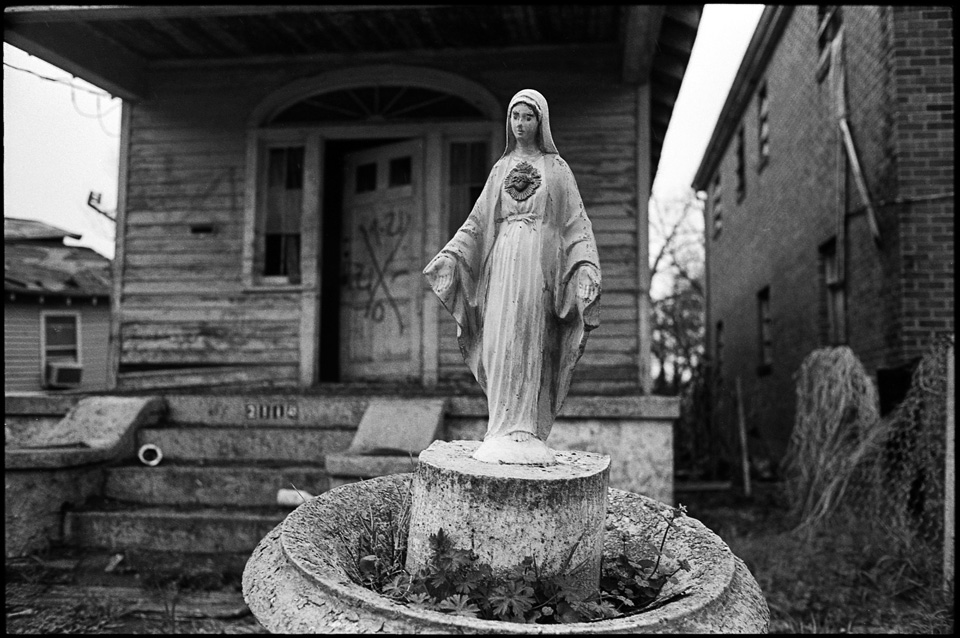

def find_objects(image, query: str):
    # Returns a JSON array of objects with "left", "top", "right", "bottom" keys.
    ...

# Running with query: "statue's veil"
[{"left": 502, "top": 89, "right": 559, "bottom": 159}]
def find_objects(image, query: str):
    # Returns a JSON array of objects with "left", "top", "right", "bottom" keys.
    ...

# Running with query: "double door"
[{"left": 339, "top": 140, "right": 423, "bottom": 381}]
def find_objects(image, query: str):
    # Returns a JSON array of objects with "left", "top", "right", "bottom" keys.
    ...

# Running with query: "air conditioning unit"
[{"left": 45, "top": 361, "right": 83, "bottom": 389}]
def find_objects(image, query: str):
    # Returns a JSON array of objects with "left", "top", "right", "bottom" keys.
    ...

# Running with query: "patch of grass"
[
  {"left": 341, "top": 493, "right": 693, "bottom": 624},
  {"left": 687, "top": 484, "right": 954, "bottom": 634}
]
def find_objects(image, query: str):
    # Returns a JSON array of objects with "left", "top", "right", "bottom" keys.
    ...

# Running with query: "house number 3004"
[{"left": 245, "top": 403, "right": 299, "bottom": 420}]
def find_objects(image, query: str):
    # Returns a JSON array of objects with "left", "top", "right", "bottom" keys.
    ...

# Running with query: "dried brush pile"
[{"left": 783, "top": 346, "right": 881, "bottom": 531}]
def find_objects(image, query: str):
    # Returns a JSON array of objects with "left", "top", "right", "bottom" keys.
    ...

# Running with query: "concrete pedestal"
[{"left": 406, "top": 440, "right": 609, "bottom": 596}]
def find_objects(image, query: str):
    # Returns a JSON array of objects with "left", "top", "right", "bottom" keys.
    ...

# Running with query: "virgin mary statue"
[{"left": 424, "top": 89, "right": 601, "bottom": 465}]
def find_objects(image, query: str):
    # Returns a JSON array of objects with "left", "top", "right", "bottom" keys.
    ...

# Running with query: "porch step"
[
  {"left": 64, "top": 507, "right": 286, "bottom": 554},
  {"left": 103, "top": 465, "right": 330, "bottom": 507},
  {"left": 136, "top": 426, "right": 355, "bottom": 463}
]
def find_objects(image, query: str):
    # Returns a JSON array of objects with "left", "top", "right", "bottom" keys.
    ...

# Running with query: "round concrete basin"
[{"left": 243, "top": 473, "right": 768, "bottom": 633}]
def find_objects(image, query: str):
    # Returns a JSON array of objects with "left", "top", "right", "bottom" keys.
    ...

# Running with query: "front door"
[{"left": 340, "top": 139, "right": 423, "bottom": 381}]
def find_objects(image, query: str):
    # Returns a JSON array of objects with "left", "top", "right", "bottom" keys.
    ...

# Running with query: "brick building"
[{"left": 692, "top": 6, "right": 954, "bottom": 471}]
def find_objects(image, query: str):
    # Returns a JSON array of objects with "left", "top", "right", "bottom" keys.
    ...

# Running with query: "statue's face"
[{"left": 510, "top": 103, "right": 539, "bottom": 146}]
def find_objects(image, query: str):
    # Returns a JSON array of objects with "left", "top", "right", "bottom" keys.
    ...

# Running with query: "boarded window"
[
  {"left": 817, "top": 6, "right": 842, "bottom": 56},
  {"left": 819, "top": 238, "right": 846, "bottom": 345},
  {"left": 711, "top": 173, "right": 723, "bottom": 238},
  {"left": 816, "top": 6, "right": 843, "bottom": 81},
  {"left": 44, "top": 314, "right": 79, "bottom": 363},
  {"left": 757, "top": 81, "right": 770, "bottom": 170},
  {"left": 448, "top": 141, "right": 489, "bottom": 237},
  {"left": 263, "top": 146, "right": 304, "bottom": 283},
  {"left": 757, "top": 287, "right": 772, "bottom": 374}
]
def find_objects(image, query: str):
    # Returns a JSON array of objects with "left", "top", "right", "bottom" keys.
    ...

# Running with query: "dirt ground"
[
  {"left": 5, "top": 549, "right": 267, "bottom": 634},
  {"left": 6, "top": 482, "right": 954, "bottom": 634}
]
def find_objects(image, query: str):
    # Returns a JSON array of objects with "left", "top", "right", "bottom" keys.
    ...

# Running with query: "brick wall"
[
  {"left": 704, "top": 6, "right": 953, "bottom": 468},
  {"left": 889, "top": 6, "right": 955, "bottom": 364}
]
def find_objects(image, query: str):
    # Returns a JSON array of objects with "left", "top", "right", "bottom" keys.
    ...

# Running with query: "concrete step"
[
  {"left": 64, "top": 506, "right": 286, "bottom": 554},
  {"left": 162, "top": 394, "right": 369, "bottom": 428},
  {"left": 103, "top": 465, "right": 330, "bottom": 507},
  {"left": 136, "top": 426, "right": 355, "bottom": 463}
]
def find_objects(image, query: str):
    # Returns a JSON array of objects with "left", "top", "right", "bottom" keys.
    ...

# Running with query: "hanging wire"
[
  {"left": 3, "top": 61, "right": 113, "bottom": 97},
  {"left": 69, "top": 85, "right": 121, "bottom": 138},
  {"left": 5, "top": 61, "right": 121, "bottom": 137}
]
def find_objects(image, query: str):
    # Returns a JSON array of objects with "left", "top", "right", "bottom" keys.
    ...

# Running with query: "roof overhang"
[
  {"left": 691, "top": 6, "right": 794, "bottom": 191},
  {"left": 5, "top": 5, "right": 701, "bottom": 177}
]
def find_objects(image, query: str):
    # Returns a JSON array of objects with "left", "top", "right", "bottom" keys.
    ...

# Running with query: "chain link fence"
[{"left": 784, "top": 334, "right": 953, "bottom": 587}]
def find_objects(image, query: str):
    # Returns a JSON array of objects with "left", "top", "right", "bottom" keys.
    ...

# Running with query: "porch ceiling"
[{"left": 4, "top": 4, "right": 701, "bottom": 177}]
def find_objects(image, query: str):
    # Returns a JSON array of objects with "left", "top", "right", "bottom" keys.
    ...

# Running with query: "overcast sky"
[{"left": 3, "top": 5, "right": 764, "bottom": 260}]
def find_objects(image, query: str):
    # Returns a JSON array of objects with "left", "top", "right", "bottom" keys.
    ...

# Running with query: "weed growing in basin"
[{"left": 343, "top": 500, "right": 692, "bottom": 624}]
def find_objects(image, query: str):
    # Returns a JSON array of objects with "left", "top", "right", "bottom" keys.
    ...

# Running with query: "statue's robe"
[{"left": 424, "top": 153, "right": 600, "bottom": 440}]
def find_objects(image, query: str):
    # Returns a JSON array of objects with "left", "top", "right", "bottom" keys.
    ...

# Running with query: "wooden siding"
[
  {"left": 79, "top": 303, "right": 111, "bottom": 391},
  {"left": 4, "top": 300, "right": 110, "bottom": 392},
  {"left": 119, "top": 44, "right": 643, "bottom": 390},
  {"left": 4, "top": 303, "right": 40, "bottom": 391}
]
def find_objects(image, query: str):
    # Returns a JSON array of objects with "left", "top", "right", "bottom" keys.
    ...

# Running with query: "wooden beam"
[
  {"left": 622, "top": 5, "right": 664, "bottom": 85},
  {"left": 4, "top": 22, "right": 148, "bottom": 101},
  {"left": 839, "top": 118, "right": 882, "bottom": 245},
  {"left": 299, "top": 132, "right": 322, "bottom": 387},
  {"left": 636, "top": 83, "right": 653, "bottom": 393},
  {"left": 3, "top": 5, "right": 451, "bottom": 22},
  {"left": 155, "top": 41, "right": 618, "bottom": 70},
  {"left": 108, "top": 102, "right": 133, "bottom": 390},
  {"left": 421, "top": 132, "right": 442, "bottom": 388}
]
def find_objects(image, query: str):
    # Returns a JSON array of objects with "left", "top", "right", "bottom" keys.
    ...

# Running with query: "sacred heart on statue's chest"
[{"left": 503, "top": 161, "right": 542, "bottom": 202}]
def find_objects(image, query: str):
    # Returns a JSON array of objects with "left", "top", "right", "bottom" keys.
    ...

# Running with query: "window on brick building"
[
  {"left": 816, "top": 6, "right": 843, "bottom": 82},
  {"left": 711, "top": 174, "right": 723, "bottom": 238},
  {"left": 819, "top": 238, "right": 847, "bottom": 345},
  {"left": 757, "top": 287, "right": 772, "bottom": 374},
  {"left": 735, "top": 125, "right": 746, "bottom": 203},
  {"left": 757, "top": 81, "right": 770, "bottom": 171}
]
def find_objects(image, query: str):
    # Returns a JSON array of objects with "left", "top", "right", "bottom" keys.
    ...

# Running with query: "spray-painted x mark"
[{"left": 358, "top": 222, "right": 407, "bottom": 334}]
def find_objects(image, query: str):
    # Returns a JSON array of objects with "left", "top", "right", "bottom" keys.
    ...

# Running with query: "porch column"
[{"left": 421, "top": 131, "right": 443, "bottom": 387}]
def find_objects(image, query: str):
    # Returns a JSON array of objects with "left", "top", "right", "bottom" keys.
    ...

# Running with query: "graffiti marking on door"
[{"left": 349, "top": 208, "right": 410, "bottom": 333}]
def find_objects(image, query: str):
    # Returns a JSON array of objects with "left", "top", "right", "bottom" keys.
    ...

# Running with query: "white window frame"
[
  {"left": 757, "top": 80, "right": 770, "bottom": 171},
  {"left": 757, "top": 287, "right": 772, "bottom": 374},
  {"left": 242, "top": 129, "right": 321, "bottom": 290},
  {"left": 40, "top": 310, "right": 82, "bottom": 374},
  {"left": 711, "top": 173, "right": 723, "bottom": 238}
]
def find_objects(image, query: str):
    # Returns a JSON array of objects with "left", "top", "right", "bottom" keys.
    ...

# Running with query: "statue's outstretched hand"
[
  {"left": 426, "top": 254, "right": 456, "bottom": 297},
  {"left": 577, "top": 265, "right": 600, "bottom": 308}
]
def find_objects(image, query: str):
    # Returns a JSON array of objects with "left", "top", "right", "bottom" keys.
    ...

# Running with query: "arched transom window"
[{"left": 269, "top": 86, "right": 487, "bottom": 125}]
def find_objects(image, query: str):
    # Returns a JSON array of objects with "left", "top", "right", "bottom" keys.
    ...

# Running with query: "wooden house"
[
  {"left": 5, "top": 6, "right": 701, "bottom": 395},
  {"left": 4, "top": 218, "right": 112, "bottom": 392}
]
